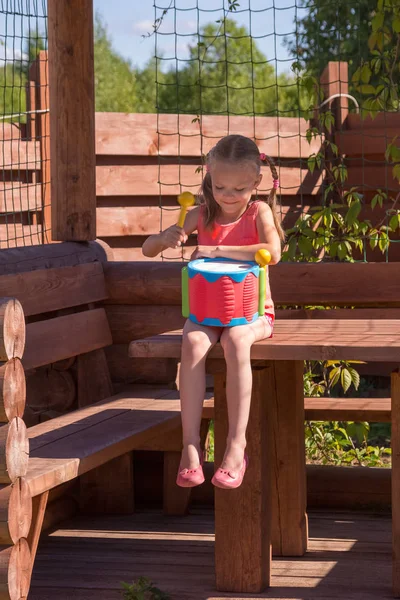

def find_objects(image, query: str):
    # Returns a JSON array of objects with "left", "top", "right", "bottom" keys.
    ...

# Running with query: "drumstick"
[
  {"left": 177, "top": 191, "right": 195, "bottom": 228},
  {"left": 255, "top": 249, "right": 271, "bottom": 317}
]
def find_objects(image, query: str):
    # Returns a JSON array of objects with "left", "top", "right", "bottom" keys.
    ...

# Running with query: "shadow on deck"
[{"left": 30, "top": 508, "right": 392, "bottom": 600}]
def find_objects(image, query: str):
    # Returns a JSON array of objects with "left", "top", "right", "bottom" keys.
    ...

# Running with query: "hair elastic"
[{"left": 273, "top": 179, "right": 280, "bottom": 189}]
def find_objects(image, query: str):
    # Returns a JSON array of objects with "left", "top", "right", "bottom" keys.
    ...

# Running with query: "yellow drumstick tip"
[
  {"left": 178, "top": 191, "right": 196, "bottom": 208},
  {"left": 255, "top": 249, "right": 271, "bottom": 267},
  {"left": 177, "top": 191, "right": 195, "bottom": 228}
]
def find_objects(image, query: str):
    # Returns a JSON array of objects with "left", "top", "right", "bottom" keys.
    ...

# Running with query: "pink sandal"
[
  {"left": 211, "top": 454, "right": 249, "bottom": 490},
  {"left": 176, "top": 452, "right": 205, "bottom": 488}
]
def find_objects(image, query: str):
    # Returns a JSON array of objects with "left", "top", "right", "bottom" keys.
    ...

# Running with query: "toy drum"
[{"left": 182, "top": 258, "right": 266, "bottom": 327}]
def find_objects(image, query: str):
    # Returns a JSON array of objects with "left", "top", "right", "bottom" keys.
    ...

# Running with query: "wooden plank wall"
[
  {"left": 95, "top": 112, "right": 322, "bottom": 261},
  {"left": 1, "top": 54, "right": 399, "bottom": 258}
]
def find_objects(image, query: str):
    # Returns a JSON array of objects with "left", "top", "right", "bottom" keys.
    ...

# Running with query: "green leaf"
[
  {"left": 307, "top": 155, "right": 316, "bottom": 173},
  {"left": 378, "top": 231, "right": 389, "bottom": 253},
  {"left": 360, "top": 63, "right": 372, "bottom": 83},
  {"left": 393, "top": 17, "right": 400, "bottom": 33},
  {"left": 345, "top": 199, "right": 362, "bottom": 226},
  {"left": 298, "top": 235, "right": 314, "bottom": 257},
  {"left": 337, "top": 242, "right": 348, "bottom": 260},
  {"left": 368, "top": 31, "right": 378, "bottom": 51},
  {"left": 351, "top": 66, "right": 361, "bottom": 83},
  {"left": 348, "top": 367, "right": 360, "bottom": 390},
  {"left": 371, "top": 12, "right": 384, "bottom": 32},
  {"left": 393, "top": 163, "right": 400, "bottom": 182},
  {"left": 390, "top": 214, "right": 400, "bottom": 231},
  {"left": 341, "top": 368, "right": 352, "bottom": 393},
  {"left": 357, "top": 84, "right": 376, "bottom": 95}
]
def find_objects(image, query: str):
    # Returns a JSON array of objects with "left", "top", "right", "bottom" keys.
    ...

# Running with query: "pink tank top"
[{"left": 197, "top": 201, "right": 274, "bottom": 315}]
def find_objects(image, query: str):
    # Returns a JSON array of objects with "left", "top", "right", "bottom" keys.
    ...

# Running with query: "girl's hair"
[{"left": 198, "top": 134, "right": 285, "bottom": 241}]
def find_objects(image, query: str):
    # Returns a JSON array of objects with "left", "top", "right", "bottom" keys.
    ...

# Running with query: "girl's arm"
[
  {"left": 142, "top": 206, "right": 200, "bottom": 258},
  {"left": 196, "top": 203, "right": 282, "bottom": 264}
]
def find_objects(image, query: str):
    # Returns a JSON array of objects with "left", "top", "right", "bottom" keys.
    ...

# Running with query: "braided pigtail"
[{"left": 259, "top": 153, "right": 285, "bottom": 241}]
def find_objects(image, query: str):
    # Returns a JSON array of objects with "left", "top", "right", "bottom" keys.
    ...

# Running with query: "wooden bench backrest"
[
  {"left": 105, "top": 261, "right": 400, "bottom": 308},
  {"left": 0, "top": 242, "right": 113, "bottom": 373},
  {"left": 0, "top": 262, "right": 112, "bottom": 371}
]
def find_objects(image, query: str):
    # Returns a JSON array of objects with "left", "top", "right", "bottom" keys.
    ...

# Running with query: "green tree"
[
  {"left": 0, "top": 64, "right": 26, "bottom": 121},
  {"left": 158, "top": 19, "right": 300, "bottom": 116},
  {"left": 284, "top": 0, "right": 395, "bottom": 80},
  {"left": 135, "top": 58, "right": 162, "bottom": 113},
  {"left": 94, "top": 13, "right": 137, "bottom": 112},
  {"left": 0, "top": 28, "right": 46, "bottom": 122}
]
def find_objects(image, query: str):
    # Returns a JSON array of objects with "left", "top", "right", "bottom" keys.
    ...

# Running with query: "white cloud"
[{"left": 132, "top": 20, "right": 155, "bottom": 35}]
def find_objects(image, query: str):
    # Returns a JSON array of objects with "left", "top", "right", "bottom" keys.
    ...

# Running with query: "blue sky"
[
  {"left": 92, "top": 0, "right": 305, "bottom": 74},
  {"left": 0, "top": 1, "right": 305, "bottom": 75}
]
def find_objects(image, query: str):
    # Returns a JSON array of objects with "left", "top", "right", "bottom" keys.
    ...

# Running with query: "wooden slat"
[
  {"left": 28, "top": 385, "right": 175, "bottom": 448},
  {"left": 0, "top": 223, "right": 42, "bottom": 248},
  {"left": 305, "top": 397, "right": 391, "bottom": 422},
  {"left": 129, "top": 320, "right": 400, "bottom": 362},
  {"left": 103, "top": 261, "right": 400, "bottom": 307},
  {"left": 198, "top": 395, "right": 391, "bottom": 423},
  {"left": 96, "top": 201, "right": 308, "bottom": 237},
  {"left": 0, "top": 183, "right": 42, "bottom": 213},
  {"left": 0, "top": 140, "right": 41, "bottom": 170},
  {"left": 26, "top": 388, "right": 183, "bottom": 497},
  {"left": 346, "top": 165, "right": 399, "bottom": 191},
  {"left": 0, "top": 262, "right": 107, "bottom": 317},
  {"left": 95, "top": 113, "right": 322, "bottom": 158},
  {"left": 23, "top": 308, "right": 112, "bottom": 371},
  {"left": 346, "top": 112, "right": 400, "bottom": 130},
  {"left": 96, "top": 164, "right": 322, "bottom": 196},
  {"left": 337, "top": 130, "right": 400, "bottom": 156},
  {"left": 106, "top": 305, "right": 400, "bottom": 345}
]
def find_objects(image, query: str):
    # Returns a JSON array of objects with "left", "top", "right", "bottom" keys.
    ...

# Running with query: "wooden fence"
[{"left": 1, "top": 58, "right": 399, "bottom": 259}]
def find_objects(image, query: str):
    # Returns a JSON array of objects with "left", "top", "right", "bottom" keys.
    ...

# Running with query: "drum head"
[{"left": 189, "top": 258, "right": 255, "bottom": 274}]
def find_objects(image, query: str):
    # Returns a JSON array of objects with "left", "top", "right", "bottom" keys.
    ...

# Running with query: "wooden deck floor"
[{"left": 30, "top": 508, "right": 393, "bottom": 600}]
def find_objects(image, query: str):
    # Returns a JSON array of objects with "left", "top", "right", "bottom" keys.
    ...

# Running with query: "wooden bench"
[
  {"left": 0, "top": 242, "right": 211, "bottom": 600},
  {"left": 127, "top": 260, "right": 400, "bottom": 597}
]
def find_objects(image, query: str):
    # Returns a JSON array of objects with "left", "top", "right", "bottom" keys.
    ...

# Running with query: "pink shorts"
[{"left": 263, "top": 313, "right": 274, "bottom": 338}]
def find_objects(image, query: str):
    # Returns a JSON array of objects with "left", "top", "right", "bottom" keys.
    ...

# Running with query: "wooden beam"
[
  {"left": 0, "top": 240, "right": 111, "bottom": 277},
  {"left": 48, "top": 0, "right": 96, "bottom": 241},
  {"left": 37, "top": 51, "right": 52, "bottom": 243}
]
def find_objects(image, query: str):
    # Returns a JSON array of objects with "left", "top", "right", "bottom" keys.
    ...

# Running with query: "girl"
[{"left": 142, "top": 134, "right": 284, "bottom": 489}]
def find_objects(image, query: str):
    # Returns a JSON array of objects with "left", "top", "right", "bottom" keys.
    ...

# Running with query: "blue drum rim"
[
  {"left": 189, "top": 312, "right": 259, "bottom": 327},
  {"left": 188, "top": 258, "right": 259, "bottom": 283}
]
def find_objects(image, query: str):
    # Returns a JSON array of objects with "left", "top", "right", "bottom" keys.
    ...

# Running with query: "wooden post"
[
  {"left": 320, "top": 61, "right": 349, "bottom": 130},
  {"left": 214, "top": 365, "right": 272, "bottom": 594},
  {"left": 392, "top": 370, "right": 400, "bottom": 597},
  {"left": 47, "top": 0, "right": 96, "bottom": 241},
  {"left": 268, "top": 360, "right": 308, "bottom": 556},
  {"left": 37, "top": 51, "right": 52, "bottom": 243}
]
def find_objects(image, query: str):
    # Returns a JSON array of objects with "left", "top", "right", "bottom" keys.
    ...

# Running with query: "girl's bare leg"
[
  {"left": 219, "top": 317, "right": 272, "bottom": 476},
  {"left": 179, "top": 319, "right": 221, "bottom": 470}
]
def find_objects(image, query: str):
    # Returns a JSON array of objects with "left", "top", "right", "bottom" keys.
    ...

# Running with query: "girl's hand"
[
  {"left": 191, "top": 245, "right": 218, "bottom": 259},
  {"left": 160, "top": 225, "right": 188, "bottom": 249}
]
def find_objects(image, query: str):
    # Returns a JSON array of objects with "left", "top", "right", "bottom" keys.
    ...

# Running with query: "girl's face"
[{"left": 210, "top": 160, "right": 262, "bottom": 219}]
